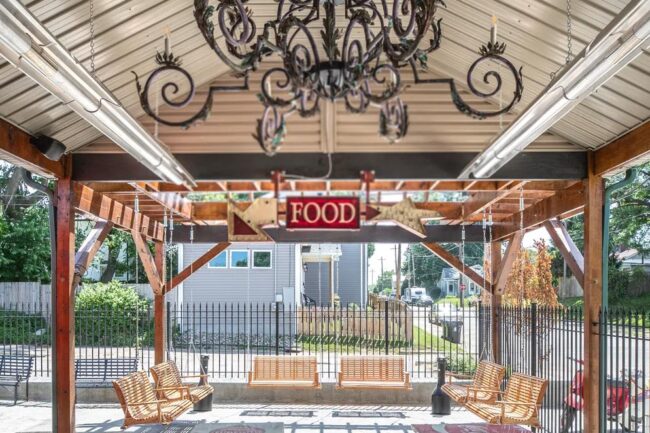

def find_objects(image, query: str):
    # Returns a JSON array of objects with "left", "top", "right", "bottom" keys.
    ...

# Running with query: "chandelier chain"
[
  {"left": 566, "top": 0, "right": 574, "bottom": 64},
  {"left": 89, "top": 0, "right": 96, "bottom": 77}
]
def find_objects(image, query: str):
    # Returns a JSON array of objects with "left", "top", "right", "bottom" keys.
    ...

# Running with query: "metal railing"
[{"left": 1, "top": 300, "right": 648, "bottom": 433}]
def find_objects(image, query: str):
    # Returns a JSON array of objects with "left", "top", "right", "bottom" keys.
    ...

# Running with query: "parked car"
[
  {"left": 429, "top": 303, "right": 458, "bottom": 325},
  {"left": 403, "top": 287, "right": 428, "bottom": 305},
  {"left": 416, "top": 294, "right": 433, "bottom": 306}
]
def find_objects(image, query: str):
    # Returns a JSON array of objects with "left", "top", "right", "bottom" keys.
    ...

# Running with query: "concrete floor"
[{"left": 0, "top": 401, "right": 484, "bottom": 433}]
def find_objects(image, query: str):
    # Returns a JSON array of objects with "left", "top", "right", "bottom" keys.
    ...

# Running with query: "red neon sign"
[{"left": 286, "top": 197, "right": 360, "bottom": 230}]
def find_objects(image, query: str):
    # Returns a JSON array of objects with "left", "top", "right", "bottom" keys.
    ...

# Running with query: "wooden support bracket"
[
  {"left": 72, "top": 220, "right": 113, "bottom": 291},
  {"left": 167, "top": 242, "right": 231, "bottom": 292},
  {"left": 543, "top": 219, "right": 584, "bottom": 288},
  {"left": 493, "top": 231, "right": 524, "bottom": 295},
  {"left": 131, "top": 231, "right": 163, "bottom": 295},
  {"left": 421, "top": 242, "right": 489, "bottom": 288}
]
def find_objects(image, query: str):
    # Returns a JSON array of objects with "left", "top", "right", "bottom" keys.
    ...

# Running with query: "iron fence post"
[
  {"left": 530, "top": 302, "right": 537, "bottom": 377},
  {"left": 275, "top": 301, "right": 281, "bottom": 355},
  {"left": 384, "top": 299, "right": 389, "bottom": 355}
]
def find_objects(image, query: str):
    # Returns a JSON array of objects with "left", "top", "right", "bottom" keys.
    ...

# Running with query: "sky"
[{"left": 367, "top": 226, "right": 551, "bottom": 285}]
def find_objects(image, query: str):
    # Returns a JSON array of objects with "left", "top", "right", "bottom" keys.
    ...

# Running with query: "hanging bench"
[
  {"left": 336, "top": 355, "right": 412, "bottom": 390},
  {"left": 113, "top": 370, "right": 192, "bottom": 430},
  {"left": 442, "top": 360, "right": 506, "bottom": 404},
  {"left": 150, "top": 360, "right": 213, "bottom": 404},
  {"left": 0, "top": 354, "right": 34, "bottom": 405},
  {"left": 465, "top": 372, "right": 548, "bottom": 426},
  {"left": 247, "top": 355, "right": 321, "bottom": 388}
]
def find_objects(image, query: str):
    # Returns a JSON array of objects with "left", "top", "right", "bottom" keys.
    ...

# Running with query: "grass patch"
[
  {"left": 435, "top": 295, "right": 478, "bottom": 308},
  {"left": 297, "top": 327, "right": 461, "bottom": 352}
]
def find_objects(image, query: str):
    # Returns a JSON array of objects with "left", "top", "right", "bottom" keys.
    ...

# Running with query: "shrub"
[{"left": 75, "top": 281, "right": 153, "bottom": 346}]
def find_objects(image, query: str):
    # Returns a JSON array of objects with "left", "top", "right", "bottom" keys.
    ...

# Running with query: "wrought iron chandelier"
[{"left": 134, "top": 0, "right": 523, "bottom": 156}]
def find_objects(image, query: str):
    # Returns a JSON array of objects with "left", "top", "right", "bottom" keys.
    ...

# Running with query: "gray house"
[
  {"left": 437, "top": 265, "right": 484, "bottom": 297},
  {"left": 173, "top": 243, "right": 368, "bottom": 307}
]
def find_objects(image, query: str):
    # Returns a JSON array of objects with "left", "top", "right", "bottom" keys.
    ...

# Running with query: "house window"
[
  {"left": 252, "top": 250, "right": 272, "bottom": 269},
  {"left": 208, "top": 251, "right": 227, "bottom": 268},
  {"left": 447, "top": 282, "right": 455, "bottom": 293},
  {"left": 230, "top": 250, "right": 249, "bottom": 268}
]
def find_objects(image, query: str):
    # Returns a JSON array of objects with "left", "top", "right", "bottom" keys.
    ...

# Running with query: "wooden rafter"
[
  {"left": 543, "top": 219, "right": 584, "bottom": 287},
  {"left": 594, "top": 121, "right": 650, "bottom": 177},
  {"left": 0, "top": 118, "right": 66, "bottom": 178},
  {"left": 492, "top": 184, "right": 585, "bottom": 241},
  {"left": 167, "top": 242, "right": 231, "bottom": 292},
  {"left": 73, "top": 183, "right": 164, "bottom": 241},
  {"left": 131, "top": 231, "right": 163, "bottom": 295},
  {"left": 493, "top": 231, "right": 524, "bottom": 295},
  {"left": 421, "top": 242, "right": 489, "bottom": 288},
  {"left": 72, "top": 220, "right": 113, "bottom": 291},
  {"left": 459, "top": 181, "right": 526, "bottom": 222},
  {"left": 131, "top": 182, "right": 192, "bottom": 220}
]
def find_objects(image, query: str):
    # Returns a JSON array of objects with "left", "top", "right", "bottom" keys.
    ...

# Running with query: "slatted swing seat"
[
  {"left": 150, "top": 360, "right": 213, "bottom": 404},
  {"left": 113, "top": 370, "right": 192, "bottom": 430},
  {"left": 336, "top": 355, "right": 412, "bottom": 390},
  {"left": 465, "top": 373, "right": 548, "bottom": 427},
  {"left": 247, "top": 355, "right": 321, "bottom": 388},
  {"left": 442, "top": 360, "right": 506, "bottom": 404}
]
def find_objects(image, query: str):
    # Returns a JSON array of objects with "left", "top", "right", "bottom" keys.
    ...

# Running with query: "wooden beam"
[
  {"left": 492, "top": 185, "right": 585, "bottom": 241},
  {"left": 167, "top": 243, "right": 231, "bottom": 292},
  {"left": 72, "top": 152, "right": 588, "bottom": 181},
  {"left": 421, "top": 242, "right": 489, "bottom": 288},
  {"left": 583, "top": 153, "right": 604, "bottom": 433},
  {"left": 153, "top": 242, "right": 166, "bottom": 365},
  {"left": 72, "top": 220, "right": 113, "bottom": 291},
  {"left": 459, "top": 181, "right": 525, "bottom": 222},
  {"left": 131, "top": 182, "right": 192, "bottom": 220},
  {"left": 54, "top": 177, "right": 75, "bottom": 433},
  {"left": 0, "top": 119, "right": 66, "bottom": 178},
  {"left": 493, "top": 231, "right": 524, "bottom": 295},
  {"left": 73, "top": 183, "right": 164, "bottom": 241},
  {"left": 131, "top": 231, "right": 163, "bottom": 295},
  {"left": 543, "top": 219, "right": 584, "bottom": 287},
  {"left": 594, "top": 121, "right": 650, "bottom": 176}
]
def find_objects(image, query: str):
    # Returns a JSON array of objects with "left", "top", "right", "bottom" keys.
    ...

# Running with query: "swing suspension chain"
[{"left": 519, "top": 187, "right": 525, "bottom": 301}]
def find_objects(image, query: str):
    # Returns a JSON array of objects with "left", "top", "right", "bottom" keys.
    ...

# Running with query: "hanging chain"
[
  {"left": 482, "top": 210, "right": 487, "bottom": 292},
  {"left": 565, "top": 0, "right": 574, "bottom": 63},
  {"left": 550, "top": 0, "right": 574, "bottom": 80},
  {"left": 461, "top": 206, "right": 466, "bottom": 297},
  {"left": 519, "top": 187, "right": 525, "bottom": 300},
  {"left": 89, "top": 0, "right": 97, "bottom": 76}
]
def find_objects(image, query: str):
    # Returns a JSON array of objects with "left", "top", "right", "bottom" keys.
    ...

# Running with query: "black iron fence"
[
  {"left": 166, "top": 301, "right": 480, "bottom": 379},
  {"left": 1, "top": 300, "right": 649, "bottom": 433}
]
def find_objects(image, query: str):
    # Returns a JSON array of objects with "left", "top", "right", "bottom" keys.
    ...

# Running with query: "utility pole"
[
  {"left": 395, "top": 244, "right": 402, "bottom": 299},
  {"left": 379, "top": 256, "right": 385, "bottom": 276}
]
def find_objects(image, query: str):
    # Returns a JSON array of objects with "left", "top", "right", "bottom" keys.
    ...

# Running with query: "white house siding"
[
  {"left": 179, "top": 243, "right": 297, "bottom": 306},
  {"left": 303, "top": 244, "right": 366, "bottom": 306}
]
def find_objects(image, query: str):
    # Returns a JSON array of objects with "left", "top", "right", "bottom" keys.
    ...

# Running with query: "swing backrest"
[{"left": 250, "top": 356, "right": 319, "bottom": 383}]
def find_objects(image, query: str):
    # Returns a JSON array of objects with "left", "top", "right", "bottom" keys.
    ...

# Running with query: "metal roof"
[{"left": 0, "top": 0, "right": 647, "bottom": 154}]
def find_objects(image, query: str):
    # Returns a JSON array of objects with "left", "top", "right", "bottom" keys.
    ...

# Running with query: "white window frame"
[
  {"left": 229, "top": 250, "right": 250, "bottom": 269},
  {"left": 252, "top": 250, "right": 273, "bottom": 269},
  {"left": 207, "top": 250, "right": 228, "bottom": 269}
]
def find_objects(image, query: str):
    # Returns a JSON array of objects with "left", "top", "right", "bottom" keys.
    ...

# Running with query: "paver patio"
[{"left": 0, "top": 402, "right": 484, "bottom": 433}]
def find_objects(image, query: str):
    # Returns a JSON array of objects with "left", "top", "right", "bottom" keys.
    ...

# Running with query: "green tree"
[
  {"left": 367, "top": 243, "right": 376, "bottom": 259},
  {"left": 0, "top": 205, "right": 51, "bottom": 281},
  {"left": 374, "top": 270, "right": 394, "bottom": 293},
  {"left": 401, "top": 243, "right": 485, "bottom": 293}
]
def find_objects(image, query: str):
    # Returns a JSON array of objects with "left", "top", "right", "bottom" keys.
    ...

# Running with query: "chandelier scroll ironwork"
[{"left": 134, "top": 0, "right": 524, "bottom": 156}]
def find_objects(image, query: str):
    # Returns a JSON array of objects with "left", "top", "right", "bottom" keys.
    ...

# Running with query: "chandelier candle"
[
  {"left": 134, "top": 0, "right": 524, "bottom": 156},
  {"left": 491, "top": 15, "right": 498, "bottom": 45}
]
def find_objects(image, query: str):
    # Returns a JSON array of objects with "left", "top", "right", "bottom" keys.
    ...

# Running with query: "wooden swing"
[
  {"left": 247, "top": 355, "right": 321, "bottom": 388},
  {"left": 150, "top": 359, "right": 213, "bottom": 404},
  {"left": 442, "top": 360, "right": 506, "bottom": 404},
  {"left": 336, "top": 355, "right": 412, "bottom": 390}
]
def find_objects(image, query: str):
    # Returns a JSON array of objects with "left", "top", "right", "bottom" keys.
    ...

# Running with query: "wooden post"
[
  {"left": 490, "top": 241, "right": 502, "bottom": 364},
  {"left": 154, "top": 242, "right": 166, "bottom": 365},
  {"left": 583, "top": 153, "right": 604, "bottom": 433},
  {"left": 54, "top": 177, "right": 76, "bottom": 433}
]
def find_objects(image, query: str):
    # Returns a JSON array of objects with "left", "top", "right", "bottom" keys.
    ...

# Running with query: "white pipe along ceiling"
[
  {"left": 0, "top": 0, "right": 196, "bottom": 186},
  {"left": 460, "top": 0, "right": 650, "bottom": 179}
]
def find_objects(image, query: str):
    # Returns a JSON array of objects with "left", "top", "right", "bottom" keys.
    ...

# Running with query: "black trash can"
[
  {"left": 441, "top": 320, "right": 463, "bottom": 344},
  {"left": 431, "top": 358, "right": 451, "bottom": 415},
  {"left": 193, "top": 355, "right": 213, "bottom": 412}
]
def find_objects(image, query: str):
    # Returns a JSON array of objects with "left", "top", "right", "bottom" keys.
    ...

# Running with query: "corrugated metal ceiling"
[{"left": 0, "top": 0, "right": 647, "bottom": 154}]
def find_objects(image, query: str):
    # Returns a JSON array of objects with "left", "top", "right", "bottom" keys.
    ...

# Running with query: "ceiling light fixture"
[
  {"left": 134, "top": 1, "right": 523, "bottom": 156},
  {"left": 460, "top": 0, "right": 650, "bottom": 179},
  {"left": 0, "top": 0, "right": 196, "bottom": 186}
]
